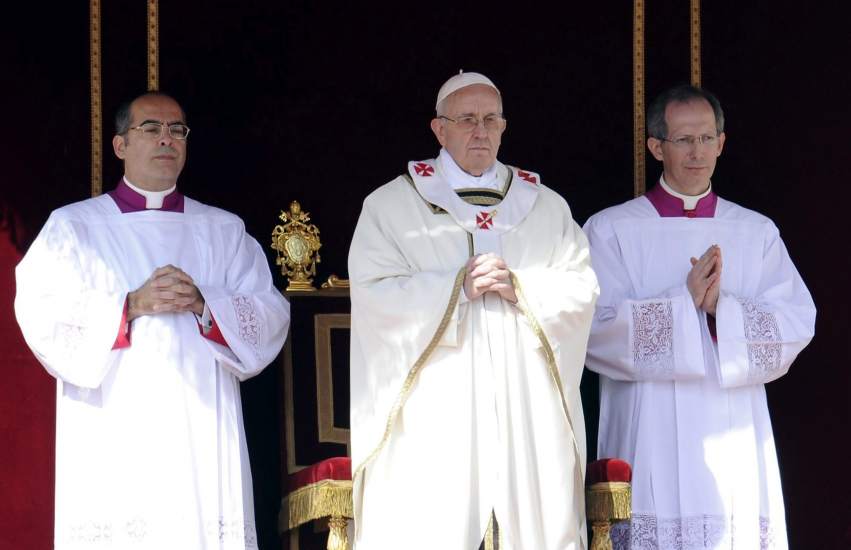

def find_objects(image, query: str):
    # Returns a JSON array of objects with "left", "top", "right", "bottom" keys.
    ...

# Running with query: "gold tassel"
[
  {"left": 586, "top": 482, "right": 632, "bottom": 522},
  {"left": 280, "top": 479, "right": 353, "bottom": 531},
  {"left": 327, "top": 516, "right": 349, "bottom": 550}
]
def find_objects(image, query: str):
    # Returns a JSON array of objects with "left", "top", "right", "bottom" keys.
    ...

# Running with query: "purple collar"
[
  {"left": 107, "top": 179, "right": 184, "bottom": 213},
  {"left": 644, "top": 182, "right": 717, "bottom": 218}
]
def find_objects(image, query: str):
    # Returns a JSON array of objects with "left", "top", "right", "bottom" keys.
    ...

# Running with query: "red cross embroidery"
[
  {"left": 414, "top": 162, "right": 434, "bottom": 177},
  {"left": 476, "top": 210, "right": 495, "bottom": 230},
  {"left": 517, "top": 170, "right": 537, "bottom": 184}
]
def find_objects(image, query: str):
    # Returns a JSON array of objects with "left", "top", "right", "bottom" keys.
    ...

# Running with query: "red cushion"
[
  {"left": 586, "top": 458, "right": 632, "bottom": 484},
  {"left": 288, "top": 457, "right": 352, "bottom": 492}
]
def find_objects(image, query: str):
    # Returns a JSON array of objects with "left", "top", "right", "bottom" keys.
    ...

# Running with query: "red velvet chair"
[
  {"left": 280, "top": 457, "right": 353, "bottom": 550},
  {"left": 586, "top": 458, "right": 632, "bottom": 550}
]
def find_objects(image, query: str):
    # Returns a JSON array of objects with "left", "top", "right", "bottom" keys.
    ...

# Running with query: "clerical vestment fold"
[
  {"left": 584, "top": 194, "right": 815, "bottom": 550},
  {"left": 349, "top": 158, "right": 599, "bottom": 550},
  {"left": 15, "top": 194, "right": 290, "bottom": 550}
]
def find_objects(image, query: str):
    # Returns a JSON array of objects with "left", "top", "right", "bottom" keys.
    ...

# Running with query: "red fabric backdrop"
[{"left": 0, "top": 213, "right": 54, "bottom": 550}]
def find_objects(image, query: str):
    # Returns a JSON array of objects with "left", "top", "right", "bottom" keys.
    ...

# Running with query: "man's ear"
[
  {"left": 715, "top": 132, "right": 726, "bottom": 157},
  {"left": 112, "top": 134, "right": 127, "bottom": 159},
  {"left": 647, "top": 137, "right": 664, "bottom": 162},
  {"left": 430, "top": 118, "right": 446, "bottom": 147}
]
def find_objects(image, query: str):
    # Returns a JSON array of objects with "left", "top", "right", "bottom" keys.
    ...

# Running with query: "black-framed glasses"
[
  {"left": 658, "top": 134, "right": 719, "bottom": 148},
  {"left": 128, "top": 121, "right": 191, "bottom": 140},
  {"left": 438, "top": 114, "right": 506, "bottom": 132}
]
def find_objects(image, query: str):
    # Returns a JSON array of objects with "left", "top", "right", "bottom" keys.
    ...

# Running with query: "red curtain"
[{"left": 0, "top": 212, "right": 54, "bottom": 550}]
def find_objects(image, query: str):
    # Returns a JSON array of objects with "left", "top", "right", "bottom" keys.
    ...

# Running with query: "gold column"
[
  {"left": 633, "top": 0, "right": 646, "bottom": 197},
  {"left": 691, "top": 0, "right": 702, "bottom": 87},
  {"left": 89, "top": 0, "right": 102, "bottom": 197},
  {"left": 148, "top": 0, "right": 159, "bottom": 90}
]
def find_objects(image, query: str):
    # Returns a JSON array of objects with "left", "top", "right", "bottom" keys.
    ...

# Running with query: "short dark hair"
[
  {"left": 647, "top": 84, "right": 724, "bottom": 139},
  {"left": 114, "top": 91, "right": 186, "bottom": 136}
]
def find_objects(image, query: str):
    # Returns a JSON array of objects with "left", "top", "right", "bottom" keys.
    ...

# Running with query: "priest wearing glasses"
[
  {"left": 15, "top": 91, "right": 289, "bottom": 549},
  {"left": 583, "top": 85, "right": 816, "bottom": 549},
  {"left": 348, "top": 71, "right": 599, "bottom": 549}
]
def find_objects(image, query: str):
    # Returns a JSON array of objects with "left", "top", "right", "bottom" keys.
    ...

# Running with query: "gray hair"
[{"left": 647, "top": 84, "right": 724, "bottom": 139}]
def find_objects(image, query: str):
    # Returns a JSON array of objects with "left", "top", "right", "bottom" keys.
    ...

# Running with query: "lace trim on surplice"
[
  {"left": 610, "top": 514, "right": 781, "bottom": 549},
  {"left": 62, "top": 520, "right": 114, "bottom": 545},
  {"left": 60, "top": 517, "right": 257, "bottom": 547},
  {"left": 632, "top": 301, "right": 674, "bottom": 376},
  {"left": 207, "top": 518, "right": 258, "bottom": 547},
  {"left": 53, "top": 294, "right": 94, "bottom": 355},
  {"left": 55, "top": 322, "right": 88, "bottom": 354},
  {"left": 738, "top": 298, "right": 782, "bottom": 381},
  {"left": 231, "top": 294, "right": 260, "bottom": 357}
]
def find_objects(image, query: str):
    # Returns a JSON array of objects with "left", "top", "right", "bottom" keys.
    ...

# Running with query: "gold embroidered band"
[
  {"left": 509, "top": 271, "right": 586, "bottom": 532},
  {"left": 691, "top": 0, "right": 702, "bottom": 87},
  {"left": 89, "top": 0, "right": 102, "bottom": 197},
  {"left": 633, "top": 0, "right": 646, "bottom": 197},
  {"left": 147, "top": 0, "right": 159, "bottom": 90},
  {"left": 352, "top": 267, "right": 467, "bottom": 482}
]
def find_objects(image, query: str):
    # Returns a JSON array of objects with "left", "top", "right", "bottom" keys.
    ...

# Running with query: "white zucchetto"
[{"left": 435, "top": 70, "right": 500, "bottom": 110}]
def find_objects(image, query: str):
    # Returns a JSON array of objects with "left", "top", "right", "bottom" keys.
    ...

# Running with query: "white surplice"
[
  {"left": 349, "top": 156, "right": 599, "bottom": 550},
  {"left": 15, "top": 194, "right": 290, "bottom": 550},
  {"left": 583, "top": 194, "right": 816, "bottom": 550}
]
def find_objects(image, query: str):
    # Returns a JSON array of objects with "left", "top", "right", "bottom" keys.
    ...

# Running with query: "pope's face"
[
  {"left": 430, "top": 84, "right": 505, "bottom": 176},
  {"left": 647, "top": 98, "right": 725, "bottom": 195},
  {"left": 112, "top": 95, "right": 187, "bottom": 191}
]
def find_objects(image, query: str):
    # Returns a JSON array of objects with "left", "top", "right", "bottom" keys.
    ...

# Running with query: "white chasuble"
[
  {"left": 349, "top": 158, "right": 599, "bottom": 550},
  {"left": 15, "top": 194, "right": 290, "bottom": 550},
  {"left": 584, "top": 195, "right": 815, "bottom": 550}
]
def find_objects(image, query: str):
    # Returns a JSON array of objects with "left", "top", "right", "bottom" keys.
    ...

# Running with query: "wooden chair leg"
[{"left": 327, "top": 515, "right": 349, "bottom": 550}]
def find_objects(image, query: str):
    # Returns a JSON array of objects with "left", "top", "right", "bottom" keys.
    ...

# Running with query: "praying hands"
[
  {"left": 128, "top": 264, "right": 205, "bottom": 320},
  {"left": 687, "top": 244, "right": 721, "bottom": 316},
  {"left": 463, "top": 252, "right": 518, "bottom": 304}
]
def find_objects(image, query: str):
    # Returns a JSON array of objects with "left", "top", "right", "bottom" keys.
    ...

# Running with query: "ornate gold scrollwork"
[
  {"left": 633, "top": 0, "right": 646, "bottom": 197},
  {"left": 321, "top": 274, "right": 350, "bottom": 289},
  {"left": 271, "top": 201, "right": 322, "bottom": 291},
  {"left": 90, "top": 0, "right": 102, "bottom": 197}
]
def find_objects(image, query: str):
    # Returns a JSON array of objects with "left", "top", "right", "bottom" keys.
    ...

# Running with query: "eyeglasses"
[
  {"left": 658, "top": 134, "right": 719, "bottom": 148},
  {"left": 438, "top": 114, "right": 506, "bottom": 132},
  {"left": 128, "top": 121, "right": 191, "bottom": 140}
]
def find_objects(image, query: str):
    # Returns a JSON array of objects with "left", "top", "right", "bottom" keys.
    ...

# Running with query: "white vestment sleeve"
[
  {"left": 15, "top": 214, "right": 127, "bottom": 389},
  {"left": 584, "top": 217, "right": 705, "bottom": 381},
  {"left": 511, "top": 217, "right": 599, "bottom": 389},
  {"left": 348, "top": 192, "right": 465, "bottom": 467},
  {"left": 197, "top": 224, "right": 289, "bottom": 381},
  {"left": 715, "top": 223, "right": 816, "bottom": 387}
]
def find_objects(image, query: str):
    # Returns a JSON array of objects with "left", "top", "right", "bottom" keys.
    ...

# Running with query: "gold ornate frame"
[
  {"left": 691, "top": 0, "right": 702, "bottom": 87},
  {"left": 314, "top": 314, "right": 352, "bottom": 447},
  {"left": 281, "top": 301, "right": 351, "bottom": 550},
  {"left": 89, "top": 0, "right": 102, "bottom": 197},
  {"left": 148, "top": 0, "right": 159, "bottom": 90},
  {"left": 633, "top": 0, "right": 646, "bottom": 197},
  {"left": 90, "top": 1, "right": 160, "bottom": 198},
  {"left": 283, "top": 292, "right": 352, "bottom": 475},
  {"left": 633, "top": 0, "right": 702, "bottom": 197}
]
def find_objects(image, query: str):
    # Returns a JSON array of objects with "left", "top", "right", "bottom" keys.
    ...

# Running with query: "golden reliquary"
[{"left": 271, "top": 200, "right": 322, "bottom": 291}]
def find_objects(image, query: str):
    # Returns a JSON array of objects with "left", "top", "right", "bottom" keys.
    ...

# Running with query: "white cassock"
[
  {"left": 583, "top": 193, "right": 816, "bottom": 550},
  {"left": 15, "top": 194, "right": 290, "bottom": 550},
  {"left": 349, "top": 155, "right": 599, "bottom": 550}
]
